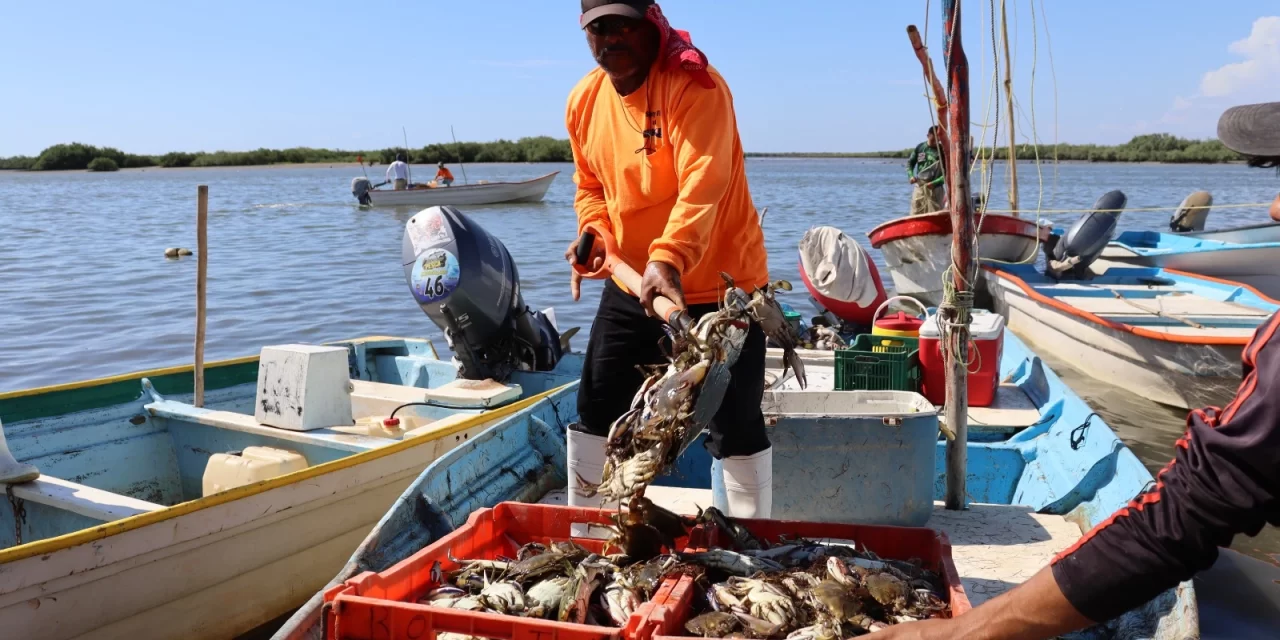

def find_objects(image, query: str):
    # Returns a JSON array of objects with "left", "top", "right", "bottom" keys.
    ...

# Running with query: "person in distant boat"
[
  {"left": 562, "top": 0, "right": 773, "bottom": 519},
  {"left": 387, "top": 153, "right": 410, "bottom": 190},
  {"left": 907, "top": 125, "right": 945, "bottom": 215},
  {"left": 435, "top": 161, "right": 455, "bottom": 187},
  {"left": 875, "top": 101, "right": 1280, "bottom": 640}
]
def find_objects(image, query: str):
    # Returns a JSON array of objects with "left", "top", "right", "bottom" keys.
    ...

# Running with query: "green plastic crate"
[{"left": 834, "top": 334, "right": 922, "bottom": 392}]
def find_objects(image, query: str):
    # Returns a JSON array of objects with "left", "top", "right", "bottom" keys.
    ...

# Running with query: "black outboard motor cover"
[
  {"left": 352, "top": 177, "right": 373, "bottom": 205},
  {"left": 1049, "top": 190, "right": 1126, "bottom": 279},
  {"left": 401, "top": 206, "right": 562, "bottom": 380}
]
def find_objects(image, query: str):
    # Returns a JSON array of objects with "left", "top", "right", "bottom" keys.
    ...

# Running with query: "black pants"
[{"left": 575, "top": 279, "right": 770, "bottom": 460}]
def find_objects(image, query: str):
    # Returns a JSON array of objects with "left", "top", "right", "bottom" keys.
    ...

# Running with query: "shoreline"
[{"left": 0, "top": 157, "right": 1249, "bottom": 174}]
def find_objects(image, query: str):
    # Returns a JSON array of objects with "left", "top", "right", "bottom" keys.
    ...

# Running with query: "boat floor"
[{"left": 540, "top": 488, "right": 1081, "bottom": 608}]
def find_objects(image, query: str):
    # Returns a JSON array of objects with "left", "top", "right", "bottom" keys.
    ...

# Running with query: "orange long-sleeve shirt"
[{"left": 565, "top": 63, "right": 768, "bottom": 304}]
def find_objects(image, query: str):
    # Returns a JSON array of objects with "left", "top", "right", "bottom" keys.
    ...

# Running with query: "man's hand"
[
  {"left": 639, "top": 261, "right": 685, "bottom": 318},
  {"left": 565, "top": 237, "right": 606, "bottom": 301},
  {"left": 909, "top": 176, "right": 918, "bottom": 184},
  {"left": 1269, "top": 193, "right": 1280, "bottom": 222}
]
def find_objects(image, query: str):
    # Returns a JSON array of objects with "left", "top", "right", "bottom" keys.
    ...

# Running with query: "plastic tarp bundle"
[{"left": 800, "top": 226, "right": 881, "bottom": 307}]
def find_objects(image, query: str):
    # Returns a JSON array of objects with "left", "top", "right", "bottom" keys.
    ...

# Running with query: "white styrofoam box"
[
  {"left": 202, "top": 446, "right": 308, "bottom": 496},
  {"left": 254, "top": 344, "right": 354, "bottom": 431}
]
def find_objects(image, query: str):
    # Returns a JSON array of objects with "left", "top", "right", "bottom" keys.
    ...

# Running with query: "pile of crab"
[
  {"left": 678, "top": 509, "right": 951, "bottom": 639},
  {"left": 581, "top": 277, "right": 807, "bottom": 507},
  {"left": 419, "top": 538, "right": 689, "bottom": 630}
]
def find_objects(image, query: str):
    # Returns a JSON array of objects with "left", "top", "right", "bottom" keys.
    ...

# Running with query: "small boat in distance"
[
  {"left": 351, "top": 171, "right": 558, "bottom": 207},
  {"left": 1102, "top": 229, "right": 1280, "bottom": 299}
]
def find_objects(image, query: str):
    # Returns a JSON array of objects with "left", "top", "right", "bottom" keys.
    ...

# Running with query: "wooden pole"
[
  {"left": 1000, "top": 0, "right": 1019, "bottom": 215},
  {"left": 195, "top": 185, "right": 208, "bottom": 408},
  {"left": 451, "top": 125, "right": 470, "bottom": 186},
  {"left": 942, "top": 0, "right": 973, "bottom": 511},
  {"left": 907, "top": 25, "right": 953, "bottom": 210}
]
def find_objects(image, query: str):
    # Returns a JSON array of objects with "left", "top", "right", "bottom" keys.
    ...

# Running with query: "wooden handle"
[{"left": 576, "top": 226, "right": 690, "bottom": 331}]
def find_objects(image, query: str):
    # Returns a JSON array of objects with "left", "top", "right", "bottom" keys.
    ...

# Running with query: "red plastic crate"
[
  {"left": 653, "top": 517, "right": 971, "bottom": 640},
  {"left": 324, "top": 503, "right": 701, "bottom": 640}
]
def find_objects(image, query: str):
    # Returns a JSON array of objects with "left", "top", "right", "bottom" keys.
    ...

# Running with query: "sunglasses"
[{"left": 586, "top": 16, "right": 639, "bottom": 36}]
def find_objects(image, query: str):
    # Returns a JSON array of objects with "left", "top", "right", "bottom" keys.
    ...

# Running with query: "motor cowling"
[
  {"left": 402, "top": 206, "right": 562, "bottom": 380},
  {"left": 1170, "top": 191, "right": 1213, "bottom": 232},
  {"left": 1048, "top": 190, "right": 1126, "bottom": 279},
  {"left": 352, "top": 177, "right": 373, "bottom": 205},
  {"left": 798, "top": 226, "right": 888, "bottom": 327}
]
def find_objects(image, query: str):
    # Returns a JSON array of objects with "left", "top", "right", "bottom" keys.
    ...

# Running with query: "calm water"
[{"left": 1, "top": 159, "right": 1277, "bottom": 562}]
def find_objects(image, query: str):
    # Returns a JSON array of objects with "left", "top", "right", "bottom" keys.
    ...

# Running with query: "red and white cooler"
[{"left": 919, "top": 310, "right": 1004, "bottom": 407}]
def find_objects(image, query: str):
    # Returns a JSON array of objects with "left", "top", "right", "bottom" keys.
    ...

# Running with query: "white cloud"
[{"left": 1200, "top": 16, "right": 1280, "bottom": 98}]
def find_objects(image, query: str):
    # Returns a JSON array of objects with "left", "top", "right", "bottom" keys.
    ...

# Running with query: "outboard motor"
[
  {"left": 352, "top": 177, "right": 373, "bottom": 205},
  {"left": 1170, "top": 190, "right": 1213, "bottom": 232},
  {"left": 798, "top": 226, "right": 887, "bottom": 327},
  {"left": 1048, "top": 190, "right": 1126, "bottom": 280},
  {"left": 402, "top": 206, "right": 564, "bottom": 381}
]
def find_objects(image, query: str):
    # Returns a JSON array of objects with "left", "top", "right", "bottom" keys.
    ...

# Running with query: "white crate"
[{"left": 254, "top": 345, "right": 354, "bottom": 431}]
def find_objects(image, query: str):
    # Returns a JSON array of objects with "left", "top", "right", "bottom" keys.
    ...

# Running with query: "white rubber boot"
[
  {"left": 0, "top": 418, "right": 38, "bottom": 485},
  {"left": 567, "top": 428, "right": 608, "bottom": 509},
  {"left": 721, "top": 447, "right": 773, "bottom": 519}
]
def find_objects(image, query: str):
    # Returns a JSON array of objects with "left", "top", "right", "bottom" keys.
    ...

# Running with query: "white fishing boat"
[
  {"left": 868, "top": 212, "right": 1047, "bottom": 306},
  {"left": 1102, "top": 229, "right": 1280, "bottom": 299},
  {"left": 1183, "top": 221, "right": 1280, "bottom": 244},
  {"left": 351, "top": 172, "right": 558, "bottom": 207},
  {"left": 984, "top": 262, "right": 1279, "bottom": 409},
  {"left": 0, "top": 338, "right": 581, "bottom": 640}
]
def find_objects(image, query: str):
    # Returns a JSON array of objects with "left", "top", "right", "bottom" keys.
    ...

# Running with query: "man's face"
[
  {"left": 586, "top": 16, "right": 659, "bottom": 77},
  {"left": 927, "top": 131, "right": 937, "bottom": 147}
]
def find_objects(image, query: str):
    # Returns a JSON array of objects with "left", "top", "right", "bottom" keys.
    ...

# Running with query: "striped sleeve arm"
[{"left": 1050, "top": 312, "right": 1280, "bottom": 623}]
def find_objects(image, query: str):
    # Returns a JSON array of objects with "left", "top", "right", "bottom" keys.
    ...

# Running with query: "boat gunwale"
[
  {"left": 867, "top": 212, "right": 1046, "bottom": 248},
  {"left": 985, "top": 266, "right": 1275, "bottom": 346},
  {"left": 368, "top": 171, "right": 559, "bottom": 195}
]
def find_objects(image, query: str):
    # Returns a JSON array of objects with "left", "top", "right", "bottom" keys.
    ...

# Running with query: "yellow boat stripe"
[
  {"left": 0, "top": 335, "right": 436, "bottom": 400},
  {"left": 0, "top": 356, "right": 261, "bottom": 400},
  {"left": 0, "top": 382, "right": 569, "bottom": 565}
]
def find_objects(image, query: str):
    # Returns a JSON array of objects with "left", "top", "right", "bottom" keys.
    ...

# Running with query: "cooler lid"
[
  {"left": 875, "top": 311, "right": 924, "bottom": 332},
  {"left": 919, "top": 309, "right": 1005, "bottom": 340}
]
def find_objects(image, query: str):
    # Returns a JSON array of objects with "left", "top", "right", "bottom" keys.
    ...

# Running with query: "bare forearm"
[{"left": 950, "top": 568, "right": 1093, "bottom": 639}]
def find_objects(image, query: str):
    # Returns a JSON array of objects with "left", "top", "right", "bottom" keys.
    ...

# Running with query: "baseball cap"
[
  {"left": 580, "top": 0, "right": 654, "bottom": 29},
  {"left": 1217, "top": 102, "right": 1280, "bottom": 158}
]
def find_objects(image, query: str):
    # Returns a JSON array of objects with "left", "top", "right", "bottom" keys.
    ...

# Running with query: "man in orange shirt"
[
  {"left": 435, "top": 161, "right": 455, "bottom": 187},
  {"left": 563, "top": 0, "right": 773, "bottom": 518}
]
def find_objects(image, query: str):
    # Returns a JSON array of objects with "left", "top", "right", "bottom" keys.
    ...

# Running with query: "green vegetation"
[
  {"left": 749, "top": 134, "right": 1244, "bottom": 164},
  {"left": 86, "top": 157, "right": 119, "bottom": 172},
  {"left": 2, "top": 133, "right": 1242, "bottom": 170},
  {"left": 0, "top": 137, "right": 574, "bottom": 171}
]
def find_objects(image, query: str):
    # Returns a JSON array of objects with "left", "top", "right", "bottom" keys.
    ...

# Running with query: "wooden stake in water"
[
  {"left": 451, "top": 125, "right": 470, "bottom": 186},
  {"left": 942, "top": 0, "right": 973, "bottom": 511},
  {"left": 195, "top": 185, "right": 208, "bottom": 408}
]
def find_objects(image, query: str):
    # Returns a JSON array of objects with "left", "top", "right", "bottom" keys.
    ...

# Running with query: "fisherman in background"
[
  {"left": 907, "top": 126, "right": 945, "bottom": 215},
  {"left": 386, "top": 153, "right": 410, "bottom": 190},
  {"left": 435, "top": 161, "right": 455, "bottom": 187},
  {"left": 876, "top": 100, "right": 1280, "bottom": 640}
]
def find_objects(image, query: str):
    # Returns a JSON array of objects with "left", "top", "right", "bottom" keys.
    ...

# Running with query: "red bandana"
[{"left": 646, "top": 4, "right": 715, "bottom": 89}]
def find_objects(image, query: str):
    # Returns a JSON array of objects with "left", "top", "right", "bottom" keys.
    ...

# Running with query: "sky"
[{"left": 1, "top": 1, "right": 1277, "bottom": 156}]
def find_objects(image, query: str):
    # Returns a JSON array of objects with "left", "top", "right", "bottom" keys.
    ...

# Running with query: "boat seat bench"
[{"left": 10, "top": 476, "right": 165, "bottom": 523}]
